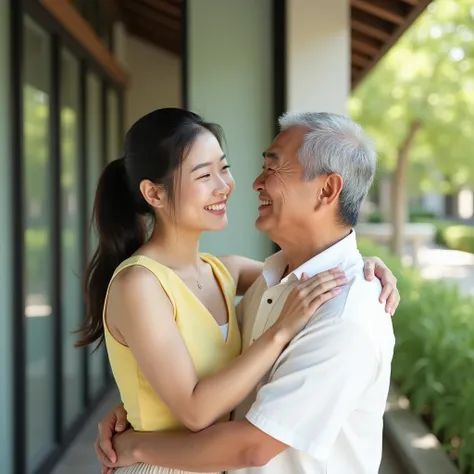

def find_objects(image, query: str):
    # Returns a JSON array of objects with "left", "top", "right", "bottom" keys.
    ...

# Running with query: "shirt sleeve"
[{"left": 245, "top": 318, "right": 379, "bottom": 459}]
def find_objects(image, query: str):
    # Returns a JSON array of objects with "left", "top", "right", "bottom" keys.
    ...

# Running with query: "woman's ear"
[{"left": 140, "top": 179, "right": 165, "bottom": 209}]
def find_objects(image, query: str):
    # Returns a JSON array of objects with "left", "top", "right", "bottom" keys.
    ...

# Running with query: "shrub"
[
  {"left": 367, "top": 210, "right": 382, "bottom": 223},
  {"left": 442, "top": 225, "right": 474, "bottom": 254},
  {"left": 411, "top": 216, "right": 474, "bottom": 253},
  {"left": 409, "top": 209, "right": 437, "bottom": 221},
  {"left": 359, "top": 238, "right": 474, "bottom": 473}
]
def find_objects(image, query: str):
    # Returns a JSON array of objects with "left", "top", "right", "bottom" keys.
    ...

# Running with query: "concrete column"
[
  {"left": 286, "top": 0, "right": 350, "bottom": 115},
  {"left": 187, "top": 0, "right": 274, "bottom": 260}
]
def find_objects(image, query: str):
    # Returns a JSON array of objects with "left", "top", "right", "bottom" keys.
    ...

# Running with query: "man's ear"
[
  {"left": 140, "top": 179, "right": 165, "bottom": 209},
  {"left": 318, "top": 174, "right": 343, "bottom": 206}
]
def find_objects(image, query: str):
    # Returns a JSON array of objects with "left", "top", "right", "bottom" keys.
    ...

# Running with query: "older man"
[{"left": 99, "top": 112, "right": 395, "bottom": 474}]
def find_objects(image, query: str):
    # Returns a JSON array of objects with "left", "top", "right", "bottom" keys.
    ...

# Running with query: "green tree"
[{"left": 350, "top": 0, "right": 474, "bottom": 256}]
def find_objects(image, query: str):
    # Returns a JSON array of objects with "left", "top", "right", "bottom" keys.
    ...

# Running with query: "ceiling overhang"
[{"left": 116, "top": 0, "right": 433, "bottom": 89}]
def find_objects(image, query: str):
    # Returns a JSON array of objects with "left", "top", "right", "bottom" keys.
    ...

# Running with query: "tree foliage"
[{"left": 351, "top": 0, "right": 474, "bottom": 195}]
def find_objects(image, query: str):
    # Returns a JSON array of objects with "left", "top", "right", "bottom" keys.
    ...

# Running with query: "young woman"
[{"left": 78, "top": 108, "right": 399, "bottom": 474}]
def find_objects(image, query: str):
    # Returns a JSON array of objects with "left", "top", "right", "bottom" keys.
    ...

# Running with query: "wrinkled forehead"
[{"left": 265, "top": 126, "right": 309, "bottom": 163}]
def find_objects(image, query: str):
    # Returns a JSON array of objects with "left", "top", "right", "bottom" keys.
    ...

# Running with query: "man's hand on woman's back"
[{"left": 95, "top": 403, "right": 129, "bottom": 474}]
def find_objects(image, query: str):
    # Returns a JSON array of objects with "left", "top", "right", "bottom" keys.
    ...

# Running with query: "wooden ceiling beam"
[
  {"left": 352, "top": 38, "right": 379, "bottom": 56},
  {"left": 351, "top": 9, "right": 393, "bottom": 41},
  {"left": 41, "top": 0, "right": 128, "bottom": 87},
  {"left": 127, "top": 18, "right": 179, "bottom": 43},
  {"left": 140, "top": 0, "right": 181, "bottom": 20},
  {"left": 352, "top": 65, "right": 363, "bottom": 77},
  {"left": 127, "top": 20, "right": 180, "bottom": 55},
  {"left": 122, "top": 1, "right": 180, "bottom": 31},
  {"left": 352, "top": 52, "right": 371, "bottom": 68},
  {"left": 351, "top": 0, "right": 407, "bottom": 25},
  {"left": 352, "top": 29, "right": 383, "bottom": 48},
  {"left": 101, "top": 0, "right": 122, "bottom": 21},
  {"left": 352, "top": 0, "right": 432, "bottom": 88},
  {"left": 351, "top": 20, "right": 390, "bottom": 41}
]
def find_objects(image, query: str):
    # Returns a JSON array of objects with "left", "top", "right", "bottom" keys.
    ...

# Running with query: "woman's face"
[{"left": 164, "top": 130, "right": 235, "bottom": 233}]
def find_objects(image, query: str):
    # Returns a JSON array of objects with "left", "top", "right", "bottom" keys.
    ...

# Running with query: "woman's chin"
[{"left": 204, "top": 216, "right": 228, "bottom": 232}]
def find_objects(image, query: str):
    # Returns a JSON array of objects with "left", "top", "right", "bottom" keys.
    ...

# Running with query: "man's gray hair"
[{"left": 278, "top": 111, "right": 376, "bottom": 227}]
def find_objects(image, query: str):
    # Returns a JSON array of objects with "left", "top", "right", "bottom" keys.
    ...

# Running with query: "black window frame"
[{"left": 11, "top": 1, "right": 124, "bottom": 473}]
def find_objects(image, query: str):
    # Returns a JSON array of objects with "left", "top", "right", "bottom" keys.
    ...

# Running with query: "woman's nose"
[{"left": 214, "top": 176, "right": 231, "bottom": 196}]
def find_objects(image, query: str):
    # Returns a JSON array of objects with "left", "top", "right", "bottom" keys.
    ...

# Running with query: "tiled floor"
[
  {"left": 52, "top": 390, "right": 406, "bottom": 474},
  {"left": 51, "top": 389, "right": 121, "bottom": 474}
]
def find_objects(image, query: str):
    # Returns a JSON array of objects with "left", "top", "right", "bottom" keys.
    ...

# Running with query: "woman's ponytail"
[{"left": 76, "top": 158, "right": 147, "bottom": 347}]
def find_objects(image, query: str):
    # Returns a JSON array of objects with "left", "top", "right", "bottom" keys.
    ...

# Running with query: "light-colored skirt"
[{"left": 114, "top": 464, "right": 221, "bottom": 474}]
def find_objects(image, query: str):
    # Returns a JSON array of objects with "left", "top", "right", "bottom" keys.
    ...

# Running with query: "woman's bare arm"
[{"left": 219, "top": 255, "right": 264, "bottom": 296}]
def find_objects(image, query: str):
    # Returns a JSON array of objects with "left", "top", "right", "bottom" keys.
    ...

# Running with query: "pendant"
[{"left": 197, "top": 281, "right": 203, "bottom": 289}]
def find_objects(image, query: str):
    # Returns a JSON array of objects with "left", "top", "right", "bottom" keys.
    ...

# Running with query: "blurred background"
[{"left": 0, "top": 0, "right": 472, "bottom": 473}]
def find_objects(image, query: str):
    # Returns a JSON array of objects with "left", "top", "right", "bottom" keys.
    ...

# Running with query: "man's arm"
[
  {"left": 105, "top": 312, "right": 381, "bottom": 471},
  {"left": 109, "top": 419, "right": 287, "bottom": 471},
  {"left": 245, "top": 314, "right": 381, "bottom": 459}
]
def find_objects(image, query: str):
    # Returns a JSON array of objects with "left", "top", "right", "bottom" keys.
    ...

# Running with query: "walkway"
[{"left": 418, "top": 244, "right": 474, "bottom": 297}]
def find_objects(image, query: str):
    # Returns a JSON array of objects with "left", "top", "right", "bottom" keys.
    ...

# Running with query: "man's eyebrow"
[
  {"left": 262, "top": 151, "right": 279, "bottom": 160},
  {"left": 191, "top": 154, "right": 226, "bottom": 172}
]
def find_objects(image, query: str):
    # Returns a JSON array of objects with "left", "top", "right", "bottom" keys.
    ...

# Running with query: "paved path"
[
  {"left": 52, "top": 390, "right": 121, "bottom": 474},
  {"left": 417, "top": 244, "right": 474, "bottom": 297}
]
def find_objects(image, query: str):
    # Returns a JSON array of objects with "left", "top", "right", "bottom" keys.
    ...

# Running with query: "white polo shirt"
[{"left": 231, "top": 231, "right": 395, "bottom": 474}]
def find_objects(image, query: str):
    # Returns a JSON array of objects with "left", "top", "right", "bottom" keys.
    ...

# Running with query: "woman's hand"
[
  {"left": 272, "top": 267, "right": 346, "bottom": 341},
  {"left": 363, "top": 256, "right": 400, "bottom": 316}
]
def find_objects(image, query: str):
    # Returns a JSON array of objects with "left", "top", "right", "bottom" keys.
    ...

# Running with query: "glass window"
[
  {"left": 87, "top": 72, "right": 106, "bottom": 397},
  {"left": 60, "top": 48, "right": 83, "bottom": 428},
  {"left": 23, "top": 17, "right": 55, "bottom": 473},
  {"left": 0, "top": 1, "right": 13, "bottom": 472}
]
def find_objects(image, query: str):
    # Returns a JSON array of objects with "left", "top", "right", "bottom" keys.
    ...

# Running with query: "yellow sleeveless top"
[{"left": 103, "top": 253, "right": 242, "bottom": 432}]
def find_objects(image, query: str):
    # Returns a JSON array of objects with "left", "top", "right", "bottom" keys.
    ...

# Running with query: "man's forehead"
[{"left": 265, "top": 126, "right": 307, "bottom": 158}]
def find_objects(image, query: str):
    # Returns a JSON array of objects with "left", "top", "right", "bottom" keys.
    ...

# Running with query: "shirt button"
[{"left": 267, "top": 298, "right": 273, "bottom": 304}]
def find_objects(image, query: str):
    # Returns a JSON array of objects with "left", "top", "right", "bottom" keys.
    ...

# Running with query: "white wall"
[
  {"left": 287, "top": 0, "right": 350, "bottom": 115},
  {"left": 125, "top": 35, "right": 181, "bottom": 128}
]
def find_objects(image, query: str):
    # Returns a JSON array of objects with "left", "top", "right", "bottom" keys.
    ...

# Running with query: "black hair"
[{"left": 77, "top": 108, "right": 223, "bottom": 347}]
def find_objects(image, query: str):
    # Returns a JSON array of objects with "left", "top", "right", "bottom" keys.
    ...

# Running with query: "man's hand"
[
  {"left": 363, "top": 256, "right": 400, "bottom": 316},
  {"left": 97, "top": 429, "right": 140, "bottom": 470},
  {"left": 95, "top": 403, "right": 129, "bottom": 474}
]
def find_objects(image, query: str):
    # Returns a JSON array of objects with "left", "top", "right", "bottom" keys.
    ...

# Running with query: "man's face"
[{"left": 253, "top": 126, "right": 328, "bottom": 241}]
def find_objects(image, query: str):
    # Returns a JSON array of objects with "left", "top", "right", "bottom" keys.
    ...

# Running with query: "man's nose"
[{"left": 253, "top": 172, "right": 265, "bottom": 192}]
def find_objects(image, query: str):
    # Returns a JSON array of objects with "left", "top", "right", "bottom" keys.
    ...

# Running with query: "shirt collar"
[{"left": 262, "top": 230, "right": 360, "bottom": 287}]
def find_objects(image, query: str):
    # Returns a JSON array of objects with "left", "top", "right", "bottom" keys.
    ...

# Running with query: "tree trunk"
[{"left": 391, "top": 120, "right": 422, "bottom": 256}]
